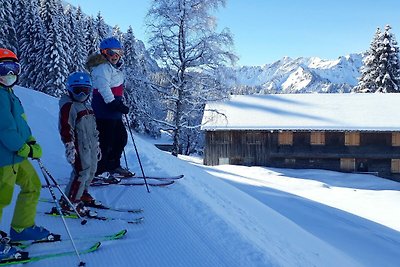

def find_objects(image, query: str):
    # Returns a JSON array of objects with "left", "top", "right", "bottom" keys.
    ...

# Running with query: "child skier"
[
  {"left": 0, "top": 48, "right": 58, "bottom": 262},
  {"left": 58, "top": 72, "right": 102, "bottom": 216}
]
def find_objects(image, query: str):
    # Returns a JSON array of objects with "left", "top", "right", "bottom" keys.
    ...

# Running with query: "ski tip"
[
  {"left": 92, "top": 242, "right": 101, "bottom": 250},
  {"left": 115, "top": 229, "right": 128, "bottom": 238}
]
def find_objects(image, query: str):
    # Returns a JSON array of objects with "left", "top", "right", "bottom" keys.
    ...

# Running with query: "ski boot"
[
  {"left": 1, "top": 230, "right": 29, "bottom": 263},
  {"left": 111, "top": 166, "right": 134, "bottom": 178},
  {"left": 59, "top": 197, "right": 96, "bottom": 217},
  {"left": 10, "top": 225, "right": 60, "bottom": 242},
  {"left": 93, "top": 172, "right": 121, "bottom": 184},
  {"left": 80, "top": 191, "right": 102, "bottom": 208}
]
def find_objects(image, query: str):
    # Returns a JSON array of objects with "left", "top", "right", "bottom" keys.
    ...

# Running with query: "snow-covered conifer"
[
  {"left": 375, "top": 25, "right": 400, "bottom": 93},
  {"left": 85, "top": 16, "right": 99, "bottom": 56},
  {"left": 355, "top": 25, "right": 400, "bottom": 93},
  {"left": 39, "top": 0, "right": 69, "bottom": 96},
  {"left": 0, "top": 0, "right": 18, "bottom": 52},
  {"left": 96, "top": 12, "right": 110, "bottom": 41},
  {"left": 123, "top": 26, "right": 162, "bottom": 137},
  {"left": 16, "top": 0, "right": 46, "bottom": 89}
]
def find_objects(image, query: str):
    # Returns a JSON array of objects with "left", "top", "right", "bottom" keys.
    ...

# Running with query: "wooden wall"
[{"left": 204, "top": 130, "right": 400, "bottom": 181}]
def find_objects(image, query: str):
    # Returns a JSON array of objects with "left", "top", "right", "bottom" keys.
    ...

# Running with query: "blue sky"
[{"left": 67, "top": 0, "right": 400, "bottom": 66}]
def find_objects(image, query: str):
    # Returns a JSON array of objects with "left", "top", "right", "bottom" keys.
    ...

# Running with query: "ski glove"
[
  {"left": 17, "top": 142, "right": 42, "bottom": 159},
  {"left": 97, "top": 142, "right": 102, "bottom": 161},
  {"left": 107, "top": 99, "right": 129, "bottom": 114},
  {"left": 65, "top": 142, "right": 76, "bottom": 164}
]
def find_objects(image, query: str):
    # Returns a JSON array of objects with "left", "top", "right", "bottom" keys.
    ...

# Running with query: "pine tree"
[
  {"left": 85, "top": 16, "right": 99, "bottom": 56},
  {"left": 96, "top": 12, "right": 109, "bottom": 41},
  {"left": 74, "top": 6, "right": 89, "bottom": 70},
  {"left": 112, "top": 25, "right": 123, "bottom": 40},
  {"left": 122, "top": 26, "right": 161, "bottom": 137},
  {"left": 146, "top": 0, "right": 237, "bottom": 155},
  {"left": 39, "top": 0, "right": 69, "bottom": 96},
  {"left": 0, "top": 0, "right": 18, "bottom": 52},
  {"left": 355, "top": 25, "right": 400, "bottom": 93},
  {"left": 16, "top": 0, "right": 46, "bottom": 89},
  {"left": 65, "top": 6, "right": 87, "bottom": 72},
  {"left": 375, "top": 25, "right": 400, "bottom": 92}
]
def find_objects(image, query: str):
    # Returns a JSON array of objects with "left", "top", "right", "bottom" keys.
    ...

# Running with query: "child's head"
[
  {"left": 0, "top": 48, "right": 20, "bottom": 88},
  {"left": 99, "top": 37, "right": 123, "bottom": 66},
  {"left": 66, "top": 72, "right": 92, "bottom": 102}
]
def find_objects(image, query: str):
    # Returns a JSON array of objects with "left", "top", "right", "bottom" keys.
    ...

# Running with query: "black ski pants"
[{"left": 95, "top": 118, "right": 127, "bottom": 175}]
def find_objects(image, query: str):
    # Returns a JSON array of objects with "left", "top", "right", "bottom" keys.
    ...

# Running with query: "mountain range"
[{"left": 227, "top": 53, "right": 364, "bottom": 94}]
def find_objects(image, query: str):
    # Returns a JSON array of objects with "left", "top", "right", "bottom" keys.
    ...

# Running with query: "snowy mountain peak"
[{"left": 229, "top": 54, "right": 363, "bottom": 94}]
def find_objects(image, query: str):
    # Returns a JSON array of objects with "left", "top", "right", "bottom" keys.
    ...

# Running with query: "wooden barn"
[{"left": 201, "top": 93, "right": 400, "bottom": 181}]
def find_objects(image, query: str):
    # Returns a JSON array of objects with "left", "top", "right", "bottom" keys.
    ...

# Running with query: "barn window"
[
  {"left": 345, "top": 132, "right": 360, "bottom": 146},
  {"left": 392, "top": 133, "right": 400, "bottom": 146},
  {"left": 310, "top": 132, "right": 325, "bottom": 145},
  {"left": 278, "top": 132, "right": 293, "bottom": 145},
  {"left": 340, "top": 158, "right": 355, "bottom": 171},
  {"left": 391, "top": 159, "right": 400, "bottom": 173},
  {"left": 218, "top": 157, "right": 229, "bottom": 165}
]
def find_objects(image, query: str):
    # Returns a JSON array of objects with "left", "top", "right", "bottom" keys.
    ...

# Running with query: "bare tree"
[{"left": 146, "top": 0, "right": 237, "bottom": 156}]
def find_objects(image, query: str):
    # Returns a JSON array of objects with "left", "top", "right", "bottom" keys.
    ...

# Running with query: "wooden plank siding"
[{"left": 204, "top": 130, "right": 400, "bottom": 181}]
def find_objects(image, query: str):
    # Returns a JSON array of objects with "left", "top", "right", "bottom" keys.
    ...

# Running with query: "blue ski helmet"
[
  {"left": 100, "top": 37, "right": 122, "bottom": 50},
  {"left": 66, "top": 72, "right": 92, "bottom": 102}
]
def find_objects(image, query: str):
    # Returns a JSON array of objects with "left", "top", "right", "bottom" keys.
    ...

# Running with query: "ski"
[
  {"left": 94, "top": 174, "right": 184, "bottom": 181},
  {"left": 116, "top": 174, "right": 184, "bottom": 180},
  {"left": 39, "top": 198, "right": 144, "bottom": 214},
  {"left": 86, "top": 203, "right": 144, "bottom": 214},
  {"left": 90, "top": 179, "right": 175, "bottom": 187},
  {"left": 0, "top": 242, "right": 101, "bottom": 266},
  {"left": 13, "top": 229, "right": 127, "bottom": 250},
  {"left": 44, "top": 208, "right": 145, "bottom": 224},
  {"left": 10, "top": 234, "right": 61, "bottom": 249},
  {"left": 41, "top": 174, "right": 183, "bottom": 188}
]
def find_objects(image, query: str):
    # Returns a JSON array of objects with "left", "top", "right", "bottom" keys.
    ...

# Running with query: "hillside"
[{"left": 1, "top": 86, "right": 399, "bottom": 266}]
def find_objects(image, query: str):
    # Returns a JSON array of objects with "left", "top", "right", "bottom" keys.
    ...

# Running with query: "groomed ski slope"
[{"left": 1, "top": 86, "right": 399, "bottom": 266}]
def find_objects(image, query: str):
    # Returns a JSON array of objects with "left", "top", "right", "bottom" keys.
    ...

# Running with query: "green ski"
[
  {"left": 0, "top": 242, "right": 101, "bottom": 266},
  {"left": 13, "top": 229, "right": 127, "bottom": 249}
]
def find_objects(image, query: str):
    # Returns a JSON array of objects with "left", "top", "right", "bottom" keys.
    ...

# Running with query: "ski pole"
[
  {"left": 36, "top": 160, "right": 87, "bottom": 225},
  {"left": 123, "top": 114, "right": 150, "bottom": 193},
  {"left": 36, "top": 159, "right": 86, "bottom": 267}
]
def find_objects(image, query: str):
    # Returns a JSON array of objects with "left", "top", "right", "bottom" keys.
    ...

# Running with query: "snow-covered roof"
[{"left": 201, "top": 93, "right": 400, "bottom": 131}]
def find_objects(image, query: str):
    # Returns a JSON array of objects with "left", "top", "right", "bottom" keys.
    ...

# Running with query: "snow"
[
  {"left": 2, "top": 86, "right": 400, "bottom": 266},
  {"left": 228, "top": 54, "right": 363, "bottom": 93},
  {"left": 202, "top": 93, "right": 400, "bottom": 131}
]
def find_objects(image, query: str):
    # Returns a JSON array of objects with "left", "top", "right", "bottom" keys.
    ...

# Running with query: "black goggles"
[
  {"left": 71, "top": 86, "right": 91, "bottom": 96},
  {"left": 0, "top": 61, "right": 21, "bottom": 76}
]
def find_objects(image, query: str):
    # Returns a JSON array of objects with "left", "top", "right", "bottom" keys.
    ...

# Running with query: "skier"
[
  {"left": 86, "top": 37, "right": 133, "bottom": 180},
  {"left": 0, "top": 48, "right": 57, "bottom": 261},
  {"left": 58, "top": 72, "right": 102, "bottom": 215}
]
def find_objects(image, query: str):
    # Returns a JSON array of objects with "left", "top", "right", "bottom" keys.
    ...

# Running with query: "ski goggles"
[
  {"left": 0, "top": 61, "right": 21, "bottom": 76},
  {"left": 71, "top": 86, "right": 92, "bottom": 96},
  {"left": 104, "top": 49, "right": 123, "bottom": 57}
]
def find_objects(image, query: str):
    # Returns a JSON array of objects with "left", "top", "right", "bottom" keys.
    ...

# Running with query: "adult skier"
[
  {"left": 0, "top": 48, "right": 57, "bottom": 262},
  {"left": 86, "top": 37, "right": 133, "bottom": 180}
]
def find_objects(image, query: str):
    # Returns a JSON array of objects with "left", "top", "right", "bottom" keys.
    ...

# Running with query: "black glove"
[{"left": 107, "top": 99, "right": 129, "bottom": 114}]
